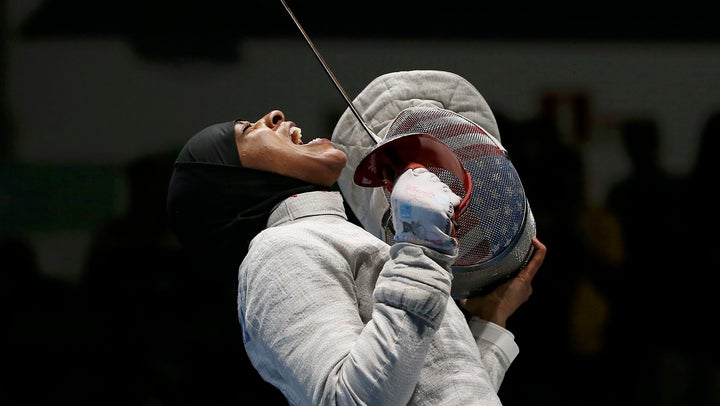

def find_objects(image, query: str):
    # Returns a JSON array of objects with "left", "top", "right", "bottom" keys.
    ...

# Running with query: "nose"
[{"left": 263, "top": 110, "right": 285, "bottom": 128}]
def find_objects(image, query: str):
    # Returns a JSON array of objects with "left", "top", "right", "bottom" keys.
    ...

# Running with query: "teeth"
[{"left": 290, "top": 126, "right": 302, "bottom": 144}]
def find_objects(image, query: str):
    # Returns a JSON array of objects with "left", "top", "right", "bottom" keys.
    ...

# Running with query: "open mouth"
[{"left": 289, "top": 125, "right": 331, "bottom": 146}]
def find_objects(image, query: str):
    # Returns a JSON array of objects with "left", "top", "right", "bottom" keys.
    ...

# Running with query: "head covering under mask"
[{"left": 167, "top": 120, "right": 325, "bottom": 274}]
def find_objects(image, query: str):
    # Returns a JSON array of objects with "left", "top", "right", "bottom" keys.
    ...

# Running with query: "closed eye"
[{"left": 235, "top": 120, "right": 252, "bottom": 135}]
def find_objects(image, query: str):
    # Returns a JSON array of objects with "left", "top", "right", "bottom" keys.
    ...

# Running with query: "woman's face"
[{"left": 234, "top": 110, "right": 348, "bottom": 187}]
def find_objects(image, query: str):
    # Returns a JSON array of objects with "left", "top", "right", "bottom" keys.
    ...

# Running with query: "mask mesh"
[{"left": 381, "top": 106, "right": 536, "bottom": 298}]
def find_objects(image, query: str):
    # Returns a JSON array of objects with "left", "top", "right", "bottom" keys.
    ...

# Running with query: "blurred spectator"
[
  {"left": 1, "top": 234, "right": 89, "bottom": 404},
  {"left": 660, "top": 111, "right": 720, "bottom": 406},
  {"left": 604, "top": 117, "right": 687, "bottom": 404},
  {"left": 80, "top": 149, "right": 285, "bottom": 405},
  {"left": 497, "top": 108, "right": 616, "bottom": 406}
]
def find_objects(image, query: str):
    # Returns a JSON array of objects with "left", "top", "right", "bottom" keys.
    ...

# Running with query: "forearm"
[
  {"left": 335, "top": 242, "right": 456, "bottom": 404},
  {"left": 240, "top": 239, "right": 454, "bottom": 405}
]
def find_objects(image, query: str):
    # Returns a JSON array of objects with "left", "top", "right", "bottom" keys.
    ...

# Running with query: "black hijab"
[{"left": 167, "top": 120, "right": 325, "bottom": 273}]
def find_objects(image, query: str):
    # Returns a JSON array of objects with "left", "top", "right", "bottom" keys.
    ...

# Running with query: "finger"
[{"left": 516, "top": 237, "right": 546, "bottom": 281}]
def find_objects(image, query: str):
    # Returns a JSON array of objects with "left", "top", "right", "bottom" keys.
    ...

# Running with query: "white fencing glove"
[{"left": 390, "top": 167, "right": 461, "bottom": 255}]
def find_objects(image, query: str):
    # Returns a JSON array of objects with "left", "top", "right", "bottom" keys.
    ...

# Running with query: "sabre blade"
[{"left": 280, "top": 0, "right": 380, "bottom": 144}]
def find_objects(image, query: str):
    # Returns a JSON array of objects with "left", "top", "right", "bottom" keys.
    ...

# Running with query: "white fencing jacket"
[{"left": 238, "top": 191, "right": 517, "bottom": 405}]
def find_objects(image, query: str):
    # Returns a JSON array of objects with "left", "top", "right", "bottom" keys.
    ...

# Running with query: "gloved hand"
[{"left": 390, "top": 166, "right": 461, "bottom": 255}]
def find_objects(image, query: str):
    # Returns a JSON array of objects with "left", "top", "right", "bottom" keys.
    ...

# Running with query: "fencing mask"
[{"left": 331, "top": 70, "right": 536, "bottom": 299}]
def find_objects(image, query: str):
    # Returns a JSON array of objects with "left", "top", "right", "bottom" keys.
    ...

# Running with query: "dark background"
[
  {"left": 15, "top": 1, "right": 720, "bottom": 63},
  {"left": 3, "top": 1, "right": 719, "bottom": 405}
]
